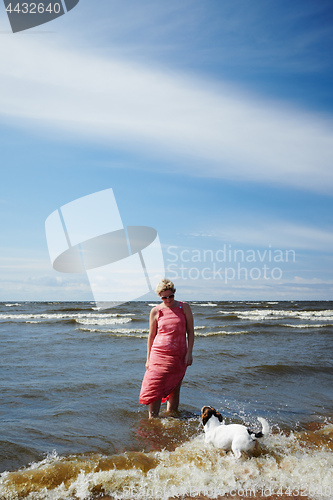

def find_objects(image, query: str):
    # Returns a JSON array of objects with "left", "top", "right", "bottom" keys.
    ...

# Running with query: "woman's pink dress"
[{"left": 139, "top": 302, "right": 187, "bottom": 405}]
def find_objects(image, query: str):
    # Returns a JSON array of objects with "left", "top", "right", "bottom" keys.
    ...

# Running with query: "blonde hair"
[{"left": 155, "top": 278, "right": 176, "bottom": 296}]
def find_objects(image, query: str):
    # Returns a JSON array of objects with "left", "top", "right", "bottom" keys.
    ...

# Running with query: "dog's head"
[{"left": 201, "top": 406, "right": 223, "bottom": 426}]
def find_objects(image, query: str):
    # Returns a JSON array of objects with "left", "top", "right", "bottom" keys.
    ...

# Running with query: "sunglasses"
[{"left": 161, "top": 294, "right": 175, "bottom": 300}]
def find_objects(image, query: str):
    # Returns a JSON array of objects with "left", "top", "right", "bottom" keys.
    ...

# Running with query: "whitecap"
[
  {"left": 196, "top": 330, "right": 248, "bottom": 337},
  {"left": 0, "top": 312, "right": 135, "bottom": 323},
  {"left": 220, "top": 309, "right": 333, "bottom": 322},
  {"left": 197, "top": 302, "right": 218, "bottom": 307},
  {"left": 76, "top": 317, "right": 132, "bottom": 326}
]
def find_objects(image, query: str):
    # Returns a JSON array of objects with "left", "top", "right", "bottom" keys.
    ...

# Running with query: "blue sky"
[{"left": 0, "top": 0, "right": 332, "bottom": 301}]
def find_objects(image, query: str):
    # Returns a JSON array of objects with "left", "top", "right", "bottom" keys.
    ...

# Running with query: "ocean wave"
[
  {"left": 0, "top": 312, "right": 135, "bottom": 324},
  {"left": 75, "top": 317, "right": 133, "bottom": 326},
  {"left": 254, "top": 364, "right": 333, "bottom": 377},
  {"left": 0, "top": 423, "right": 332, "bottom": 500},
  {"left": 77, "top": 327, "right": 148, "bottom": 338},
  {"left": 219, "top": 309, "right": 333, "bottom": 322},
  {"left": 195, "top": 330, "right": 249, "bottom": 337},
  {"left": 196, "top": 302, "right": 218, "bottom": 307},
  {"left": 284, "top": 323, "right": 333, "bottom": 329},
  {"left": 215, "top": 313, "right": 239, "bottom": 321}
]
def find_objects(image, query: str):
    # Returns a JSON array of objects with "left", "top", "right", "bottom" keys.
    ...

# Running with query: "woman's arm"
[
  {"left": 145, "top": 307, "right": 158, "bottom": 369},
  {"left": 183, "top": 302, "right": 194, "bottom": 366}
]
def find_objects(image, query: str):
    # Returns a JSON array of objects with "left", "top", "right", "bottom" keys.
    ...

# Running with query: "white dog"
[{"left": 201, "top": 406, "right": 269, "bottom": 458}]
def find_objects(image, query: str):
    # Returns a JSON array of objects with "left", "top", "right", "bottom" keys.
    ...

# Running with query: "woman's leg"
[
  {"left": 148, "top": 398, "right": 161, "bottom": 418},
  {"left": 166, "top": 382, "right": 182, "bottom": 413}
]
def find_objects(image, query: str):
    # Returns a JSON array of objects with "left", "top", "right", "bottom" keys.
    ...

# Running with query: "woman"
[{"left": 139, "top": 279, "right": 194, "bottom": 418}]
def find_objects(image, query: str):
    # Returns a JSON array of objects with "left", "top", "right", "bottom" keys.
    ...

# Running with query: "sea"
[{"left": 0, "top": 300, "right": 332, "bottom": 500}]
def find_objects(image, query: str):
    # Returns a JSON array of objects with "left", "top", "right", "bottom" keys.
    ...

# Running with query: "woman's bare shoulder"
[{"left": 150, "top": 305, "right": 159, "bottom": 318}]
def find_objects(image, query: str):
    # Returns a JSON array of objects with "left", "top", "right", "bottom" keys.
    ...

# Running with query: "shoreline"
[{"left": 100, "top": 495, "right": 313, "bottom": 500}]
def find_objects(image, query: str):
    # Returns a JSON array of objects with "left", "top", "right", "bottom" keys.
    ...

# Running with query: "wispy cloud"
[
  {"left": 205, "top": 221, "right": 333, "bottom": 252},
  {"left": 0, "top": 255, "right": 92, "bottom": 300},
  {"left": 0, "top": 36, "right": 333, "bottom": 194},
  {"left": 180, "top": 219, "right": 333, "bottom": 254}
]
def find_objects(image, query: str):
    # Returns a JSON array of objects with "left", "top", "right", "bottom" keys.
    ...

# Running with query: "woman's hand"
[
  {"left": 185, "top": 351, "right": 193, "bottom": 366},
  {"left": 145, "top": 360, "right": 149, "bottom": 369},
  {"left": 183, "top": 302, "right": 194, "bottom": 367}
]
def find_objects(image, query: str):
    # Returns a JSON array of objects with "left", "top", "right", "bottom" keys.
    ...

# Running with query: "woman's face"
[{"left": 159, "top": 289, "right": 175, "bottom": 307}]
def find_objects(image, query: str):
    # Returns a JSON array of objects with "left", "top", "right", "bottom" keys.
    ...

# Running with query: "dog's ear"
[
  {"left": 201, "top": 407, "right": 213, "bottom": 426},
  {"left": 215, "top": 411, "right": 223, "bottom": 422}
]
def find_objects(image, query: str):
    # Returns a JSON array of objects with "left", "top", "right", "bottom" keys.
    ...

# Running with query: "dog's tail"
[
  {"left": 258, "top": 417, "right": 270, "bottom": 436},
  {"left": 248, "top": 417, "right": 270, "bottom": 439}
]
